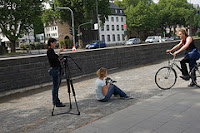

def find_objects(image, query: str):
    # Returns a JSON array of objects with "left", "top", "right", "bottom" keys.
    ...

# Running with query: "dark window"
[
  {"left": 102, "top": 35, "right": 105, "bottom": 41},
  {"left": 106, "top": 25, "right": 109, "bottom": 31},
  {"left": 117, "top": 25, "right": 119, "bottom": 31},
  {"left": 121, "top": 25, "right": 124, "bottom": 31},
  {"left": 117, "top": 34, "right": 120, "bottom": 41},
  {"left": 113, "top": 34, "right": 115, "bottom": 42},
  {"left": 111, "top": 17, "right": 114, "bottom": 22},
  {"left": 107, "top": 35, "right": 110, "bottom": 42},
  {"left": 112, "top": 25, "right": 115, "bottom": 31}
]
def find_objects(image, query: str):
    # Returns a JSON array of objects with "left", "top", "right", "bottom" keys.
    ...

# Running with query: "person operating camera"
[
  {"left": 47, "top": 38, "right": 65, "bottom": 107},
  {"left": 95, "top": 67, "right": 133, "bottom": 102}
]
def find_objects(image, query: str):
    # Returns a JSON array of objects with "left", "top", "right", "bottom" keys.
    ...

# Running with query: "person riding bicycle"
[{"left": 166, "top": 29, "right": 200, "bottom": 86}]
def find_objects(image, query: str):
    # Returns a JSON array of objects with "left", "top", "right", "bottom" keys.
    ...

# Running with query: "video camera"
[{"left": 105, "top": 77, "right": 117, "bottom": 84}]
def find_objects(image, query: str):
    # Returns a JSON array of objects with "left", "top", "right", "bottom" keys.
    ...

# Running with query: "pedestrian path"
[{"left": 71, "top": 87, "right": 200, "bottom": 133}]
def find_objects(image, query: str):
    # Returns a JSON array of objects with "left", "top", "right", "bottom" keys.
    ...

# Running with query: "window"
[
  {"left": 115, "top": 9, "right": 117, "bottom": 13},
  {"left": 117, "top": 25, "right": 119, "bottom": 31},
  {"left": 121, "top": 17, "right": 123, "bottom": 22},
  {"left": 107, "top": 35, "right": 110, "bottom": 42},
  {"left": 106, "top": 25, "right": 109, "bottom": 31},
  {"left": 120, "top": 10, "right": 123, "bottom": 13},
  {"left": 111, "top": 17, "right": 114, "bottom": 22},
  {"left": 112, "top": 25, "right": 115, "bottom": 31},
  {"left": 117, "top": 34, "right": 120, "bottom": 41},
  {"left": 101, "top": 26, "right": 104, "bottom": 31},
  {"left": 116, "top": 17, "right": 118, "bottom": 22},
  {"left": 102, "top": 35, "right": 105, "bottom": 41},
  {"left": 122, "top": 34, "right": 125, "bottom": 41},
  {"left": 121, "top": 25, "right": 124, "bottom": 31},
  {"left": 112, "top": 34, "right": 115, "bottom": 42}
]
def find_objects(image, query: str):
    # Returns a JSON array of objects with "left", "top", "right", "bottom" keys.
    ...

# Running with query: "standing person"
[
  {"left": 47, "top": 38, "right": 65, "bottom": 107},
  {"left": 95, "top": 67, "right": 133, "bottom": 102},
  {"left": 166, "top": 29, "right": 200, "bottom": 86}
]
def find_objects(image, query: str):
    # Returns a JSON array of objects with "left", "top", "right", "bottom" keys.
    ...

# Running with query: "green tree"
[
  {"left": 157, "top": 0, "right": 196, "bottom": 34},
  {"left": 0, "top": 0, "right": 44, "bottom": 53},
  {"left": 43, "top": 0, "right": 111, "bottom": 29},
  {"left": 125, "top": 0, "right": 155, "bottom": 37}
]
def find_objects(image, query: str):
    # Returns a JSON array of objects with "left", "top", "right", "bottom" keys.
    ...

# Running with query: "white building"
[
  {"left": 99, "top": 3, "right": 126, "bottom": 45},
  {"left": 36, "top": 33, "right": 45, "bottom": 43},
  {"left": 18, "top": 29, "right": 35, "bottom": 44},
  {"left": 44, "top": 25, "right": 59, "bottom": 41}
]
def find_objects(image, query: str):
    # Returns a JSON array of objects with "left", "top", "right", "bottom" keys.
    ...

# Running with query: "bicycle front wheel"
[
  {"left": 155, "top": 66, "right": 177, "bottom": 90},
  {"left": 191, "top": 64, "right": 200, "bottom": 88}
]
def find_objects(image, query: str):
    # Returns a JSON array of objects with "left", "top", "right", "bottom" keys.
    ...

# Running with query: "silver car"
[{"left": 125, "top": 38, "right": 141, "bottom": 45}]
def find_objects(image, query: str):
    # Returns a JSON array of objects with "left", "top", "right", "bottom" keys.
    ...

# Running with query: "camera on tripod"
[{"left": 105, "top": 77, "right": 117, "bottom": 84}]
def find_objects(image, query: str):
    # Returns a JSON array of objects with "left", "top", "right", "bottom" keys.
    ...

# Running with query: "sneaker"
[
  {"left": 188, "top": 82, "right": 196, "bottom": 87},
  {"left": 180, "top": 75, "right": 190, "bottom": 81},
  {"left": 56, "top": 103, "right": 66, "bottom": 107},
  {"left": 123, "top": 96, "right": 134, "bottom": 100}
]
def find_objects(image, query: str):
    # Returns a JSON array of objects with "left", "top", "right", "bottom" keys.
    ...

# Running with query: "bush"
[
  {"left": 196, "top": 30, "right": 200, "bottom": 37},
  {"left": 59, "top": 40, "right": 65, "bottom": 48}
]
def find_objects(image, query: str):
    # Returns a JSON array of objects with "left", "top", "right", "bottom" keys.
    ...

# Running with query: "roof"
[
  {"left": 109, "top": 3, "right": 125, "bottom": 16},
  {"left": 109, "top": 3, "right": 122, "bottom": 9}
]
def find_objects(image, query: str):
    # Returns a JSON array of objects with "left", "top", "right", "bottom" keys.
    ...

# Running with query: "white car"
[
  {"left": 125, "top": 38, "right": 141, "bottom": 45},
  {"left": 145, "top": 36, "right": 160, "bottom": 43}
]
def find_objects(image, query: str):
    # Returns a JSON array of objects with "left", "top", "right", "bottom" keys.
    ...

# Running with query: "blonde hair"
[
  {"left": 96, "top": 67, "right": 107, "bottom": 77},
  {"left": 178, "top": 29, "right": 188, "bottom": 37}
]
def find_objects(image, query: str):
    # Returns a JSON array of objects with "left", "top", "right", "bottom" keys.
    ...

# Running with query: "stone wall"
[{"left": 0, "top": 39, "right": 200, "bottom": 92}]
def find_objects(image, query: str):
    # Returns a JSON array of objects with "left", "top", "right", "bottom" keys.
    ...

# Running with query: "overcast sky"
[{"left": 153, "top": 0, "right": 200, "bottom": 6}]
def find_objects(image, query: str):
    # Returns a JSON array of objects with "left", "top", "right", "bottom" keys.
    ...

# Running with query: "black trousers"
[
  {"left": 180, "top": 55, "right": 196, "bottom": 81},
  {"left": 180, "top": 55, "right": 190, "bottom": 76}
]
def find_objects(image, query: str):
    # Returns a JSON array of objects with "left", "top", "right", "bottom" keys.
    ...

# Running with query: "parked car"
[
  {"left": 173, "top": 36, "right": 180, "bottom": 40},
  {"left": 125, "top": 38, "right": 141, "bottom": 45},
  {"left": 161, "top": 37, "right": 170, "bottom": 42},
  {"left": 85, "top": 41, "right": 106, "bottom": 49},
  {"left": 145, "top": 36, "right": 160, "bottom": 43}
]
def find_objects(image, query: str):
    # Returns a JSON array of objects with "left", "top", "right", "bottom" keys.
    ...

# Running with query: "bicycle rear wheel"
[
  {"left": 155, "top": 66, "right": 177, "bottom": 90},
  {"left": 191, "top": 64, "right": 200, "bottom": 87}
]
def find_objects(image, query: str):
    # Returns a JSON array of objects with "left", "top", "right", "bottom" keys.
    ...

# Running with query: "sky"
[{"left": 153, "top": 0, "right": 200, "bottom": 6}]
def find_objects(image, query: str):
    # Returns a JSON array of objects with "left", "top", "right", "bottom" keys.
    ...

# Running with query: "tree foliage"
[
  {"left": 43, "top": 0, "right": 111, "bottom": 29},
  {"left": 115, "top": 0, "right": 199, "bottom": 37},
  {"left": 0, "top": 0, "right": 44, "bottom": 52}
]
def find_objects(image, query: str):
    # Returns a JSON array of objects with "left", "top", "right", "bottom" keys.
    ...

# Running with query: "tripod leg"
[
  {"left": 68, "top": 93, "right": 72, "bottom": 109},
  {"left": 67, "top": 79, "right": 72, "bottom": 109},
  {"left": 51, "top": 105, "right": 55, "bottom": 116},
  {"left": 70, "top": 80, "right": 80, "bottom": 115}
]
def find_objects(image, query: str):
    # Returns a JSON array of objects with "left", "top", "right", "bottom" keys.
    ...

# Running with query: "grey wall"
[{"left": 1, "top": 39, "right": 200, "bottom": 92}]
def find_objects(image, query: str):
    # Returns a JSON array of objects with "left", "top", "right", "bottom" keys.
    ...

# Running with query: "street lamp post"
[
  {"left": 56, "top": 7, "right": 75, "bottom": 47},
  {"left": 96, "top": 0, "right": 100, "bottom": 48},
  {"left": 78, "top": 21, "right": 92, "bottom": 48},
  {"left": 189, "top": 0, "right": 192, "bottom": 36}
]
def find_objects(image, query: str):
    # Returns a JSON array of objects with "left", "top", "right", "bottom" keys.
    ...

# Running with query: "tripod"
[{"left": 51, "top": 55, "right": 82, "bottom": 116}]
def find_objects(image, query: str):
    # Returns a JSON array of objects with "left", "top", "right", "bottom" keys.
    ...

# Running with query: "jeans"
[
  {"left": 49, "top": 67, "right": 61, "bottom": 105},
  {"left": 99, "top": 84, "right": 128, "bottom": 102}
]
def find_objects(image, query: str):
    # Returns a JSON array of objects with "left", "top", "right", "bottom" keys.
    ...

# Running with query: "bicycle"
[{"left": 155, "top": 52, "right": 200, "bottom": 90}]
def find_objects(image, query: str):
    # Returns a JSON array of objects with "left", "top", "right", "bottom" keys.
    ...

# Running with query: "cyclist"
[{"left": 166, "top": 29, "right": 200, "bottom": 86}]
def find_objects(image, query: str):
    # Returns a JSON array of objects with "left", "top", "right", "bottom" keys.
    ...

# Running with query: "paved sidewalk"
[
  {"left": 1, "top": 57, "right": 197, "bottom": 133},
  {"left": 71, "top": 86, "right": 200, "bottom": 133}
]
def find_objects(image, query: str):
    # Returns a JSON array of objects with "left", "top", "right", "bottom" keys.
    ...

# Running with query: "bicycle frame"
[{"left": 167, "top": 52, "right": 182, "bottom": 72}]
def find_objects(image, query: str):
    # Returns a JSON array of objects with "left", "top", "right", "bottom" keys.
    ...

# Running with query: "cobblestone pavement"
[{"left": 0, "top": 59, "right": 186, "bottom": 133}]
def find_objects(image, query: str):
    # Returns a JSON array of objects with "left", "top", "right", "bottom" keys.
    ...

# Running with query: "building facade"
[
  {"left": 44, "top": 22, "right": 72, "bottom": 44},
  {"left": 99, "top": 3, "right": 126, "bottom": 45}
]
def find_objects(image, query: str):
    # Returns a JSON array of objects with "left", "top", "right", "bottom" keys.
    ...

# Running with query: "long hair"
[
  {"left": 179, "top": 29, "right": 188, "bottom": 37},
  {"left": 47, "top": 38, "right": 57, "bottom": 48},
  {"left": 96, "top": 67, "right": 107, "bottom": 78}
]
